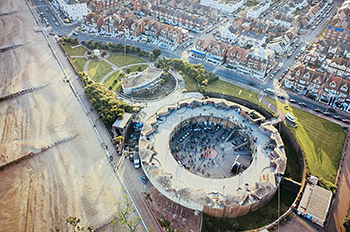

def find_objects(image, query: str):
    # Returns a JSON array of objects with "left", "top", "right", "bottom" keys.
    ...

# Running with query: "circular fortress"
[{"left": 139, "top": 98, "right": 287, "bottom": 218}]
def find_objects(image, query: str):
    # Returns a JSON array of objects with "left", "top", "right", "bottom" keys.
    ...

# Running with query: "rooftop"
[{"left": 121, "top": 67, "right": 163, "bottom": 89}]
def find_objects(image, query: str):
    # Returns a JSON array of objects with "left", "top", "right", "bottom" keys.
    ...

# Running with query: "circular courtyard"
[
  {"left": 138, "top": 97, "right": 287, "bottom": 218},
  {"left": 169, "top": 116, "right": 253, "bottom": 179}
]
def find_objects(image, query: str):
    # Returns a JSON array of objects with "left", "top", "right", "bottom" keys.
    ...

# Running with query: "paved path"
[{"left": 98, "top": 61, "right": 148, "bottom": 84}]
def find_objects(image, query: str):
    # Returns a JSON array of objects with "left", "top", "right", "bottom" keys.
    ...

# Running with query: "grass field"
[
  {"left": 123, "top": 64, "right": 148, "bottom": 74},
  {"left": 268, "top": 99, "right": 346, "bottom": 183},
  {"left": 88, "top": 60, "right": 112, "bottom": 83},
  {"left": 206, "top": 80, "right": 273, "bottom": 114},
  {"left": 71, "top": 58, "right": 87, "bottom": 73},
  {"left": 179, "top": 72, "right": 200, "bottom": 92},
  {"left": 103, "top": 71, "right": 124, "bottom": 92},
  {"left": 62, "top": 43, "right": 87, "bottom": 56},
  {"left": 203, "top": 182, "right": 297, "bottom": 231},
  {"left": 107, "top": 53, "right": 147, "bottom": 67}
]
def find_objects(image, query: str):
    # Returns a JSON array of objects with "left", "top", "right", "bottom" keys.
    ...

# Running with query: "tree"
[
  {"left": 55, "top": 216, "right": 93, "bottom": 232},
  {"left": 152, "top": 48, "right": 161, "bottom": 59},
  {"left": 137, "top": 66, "right": 142, "bottom": 72},
  {"left": 111, "top": 189, "right": 142, "bottom": 232},
  {"left": 344, "top": 210, "right": 350, "bottom": 231}
]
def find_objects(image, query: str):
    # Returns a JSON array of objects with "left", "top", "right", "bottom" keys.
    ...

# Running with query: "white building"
[
  {"left": 200, "top": 0, "right": 244, "bottom": 13},
  {"left": 55, "top": 0, "right": 88, "bottom": 21},
  {"left": 220, "top": 25, "right": 239, "bottom": 42},
  {"left": 266, "top": 35, "right": 291, "bottom": 55},
  {"left": 246, "top": 1, "right": 270, "bottom": 19},
  {"left": 238, "top": 30, "right": 266, "bottom": 47}
]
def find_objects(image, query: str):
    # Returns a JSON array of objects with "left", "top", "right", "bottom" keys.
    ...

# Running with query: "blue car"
[{"left": 141, "top": 175, "right": 148, "bottom": 184}]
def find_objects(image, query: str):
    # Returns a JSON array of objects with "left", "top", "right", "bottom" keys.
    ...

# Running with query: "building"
[
  {"left": 246, "top": 1, "right": 270, "bottom": 19},
  {"left": 200, "top": 0, "right": 244, "bottom": 13},
  {"left": 221, "top": 25, "right": 239, "bottom": 42},
  {"left": 55, "top": 0, "right": 88, "bottom": 21},
  {"left": 246, "top": 48, "right": 275, "bottom": 79},
  {"left": 238, "top": 30, "right": 266, "bottom": 47},
  {"left": 297, "top": 176, "right": 332, "bottom": 227},
  {"left": 121, "top": 66, "right": 163, "bottom": 96}
]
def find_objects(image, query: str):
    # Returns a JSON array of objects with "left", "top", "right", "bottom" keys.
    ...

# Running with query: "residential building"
[
  {"left": 246, "top": 1, "right": 270, "bottom": 19},
  {"left": 199, "top": 0, "right": 244, "bottom": 13},
  {"left": 220, "top": 25, "right": 239, "bottom": 42},
  {"left": 238, "top": 30, "right": 266, "bottom": 47},
  {"left": 55, "top": 0, "right": 88, "bottom": 21}
]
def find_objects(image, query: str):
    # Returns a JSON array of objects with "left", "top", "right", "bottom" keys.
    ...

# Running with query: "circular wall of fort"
[{"left": 138, "top": 98, "right": 287, "bottom": 218}]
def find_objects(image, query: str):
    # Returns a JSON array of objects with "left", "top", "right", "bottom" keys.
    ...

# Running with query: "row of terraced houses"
[
  {"left": 190, "top": 36, "right": 275, "bottom": 80},
  {"left": 83, "top": 14, "right": 189, "bottom": 45},
  {"left": 284, "top": 0, "right": 350, "bottom": 111}
]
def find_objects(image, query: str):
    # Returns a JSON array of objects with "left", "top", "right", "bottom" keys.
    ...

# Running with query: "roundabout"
[{"left": 138, "top": 97, "right": 287, "bottom": 218}]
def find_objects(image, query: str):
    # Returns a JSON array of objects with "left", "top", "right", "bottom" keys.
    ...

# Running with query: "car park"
[{"left": 141, "top": 175, "right": 149, "bottom": 184}]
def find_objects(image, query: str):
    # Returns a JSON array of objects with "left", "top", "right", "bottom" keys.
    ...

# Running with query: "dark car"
[
  {"left": 129, "top": 154, "right": 134, "bottom": 162},
  {"left": 277, "top": 95, "right": 285, "bottom": 99},
  {"left": 248, "top": 81, "right": 256, "bottom": 86},
  {"left": 328, "top": 108, "right": 336, "bottom": 113},
  {"left": 141, "top": 175, "right": 149, "bottom": 184},
  {"left": 313, "top": 108, "right": 321, "bottom": 113},
  {"left": 323, "top": 111, "right": 331, "bottom": 116},
  {"left": 289, "top": 99, "right": 297, "bottom": 103},
  {"left": 298, "top": 102, "right": 307, "bottom": 107}
]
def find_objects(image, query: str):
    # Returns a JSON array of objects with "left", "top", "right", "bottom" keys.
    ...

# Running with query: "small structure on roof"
[
  {"left": 297, "top": 175, "right": 333, "bottom": 227},
  {"left": 93, "top": 49, "right": 100, "bottom": 56},
  {"left": 121, "top": 66, "right": 163, "bottom": 97}
]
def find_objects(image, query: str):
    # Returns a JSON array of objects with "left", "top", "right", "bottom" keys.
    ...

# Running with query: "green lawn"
[
  {"left": 107, "top": 53, "right": 147, "bottom": 67},
  {"left": 103, "top": 71, "right": 124, "bottom": 92},
  {"left": 268, "top": 99, "right": 346, "bottom": 183},
  {"left": 88, "top": 60, "right": 112, "bottom": 83},
  {"left": 71, "top": 58, "right": 87, "bottom": 73},
  {"left": 62, "top": 42, "right": 87, "bottom": 56},
  {"left": 180, "top": 72, "right": 200, "bottom": 92},
  {"left": 123, "top": 64, "right": 148, "bottom": 74},
  {"left": 206, "top": 80, "right": 273, "bottom": 114}
]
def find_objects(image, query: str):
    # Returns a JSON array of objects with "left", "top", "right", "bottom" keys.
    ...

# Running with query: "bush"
[
  {"left": 113, "top": 136, "right": 123, "bottom": 144},
  {"left": 87, "top": 51, "right": 92, "bottom": 55},
  {"left": 344, "top": 210, "right": 350, "bottom": 231},
  {"left": 318, "top": 177, "right": 337, "bottom": 193}
]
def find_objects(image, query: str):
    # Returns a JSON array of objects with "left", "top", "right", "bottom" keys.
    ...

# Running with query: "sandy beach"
[{"left": 0, "top": 0, "right": 132, "bottom": 231}]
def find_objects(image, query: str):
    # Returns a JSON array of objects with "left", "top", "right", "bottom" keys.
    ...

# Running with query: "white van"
[{"left": 134, "top": 152, "right": 140, "bottom": 169}]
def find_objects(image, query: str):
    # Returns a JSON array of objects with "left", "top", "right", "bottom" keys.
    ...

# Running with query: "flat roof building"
[{"left": 297, "top": 176, "right": 333, "bottom": 227}]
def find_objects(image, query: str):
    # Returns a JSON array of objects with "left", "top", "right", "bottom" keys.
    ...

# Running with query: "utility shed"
[
  {"left": 297, "top": 176, "right": 332, "bottom": 227},
  {"left": 112, "top": 113, "right": 133, "bottom": 130}
]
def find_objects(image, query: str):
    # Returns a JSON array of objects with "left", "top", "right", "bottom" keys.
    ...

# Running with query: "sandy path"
[{"left": 0, "top": 0, "right": 133, "bottom": 231}]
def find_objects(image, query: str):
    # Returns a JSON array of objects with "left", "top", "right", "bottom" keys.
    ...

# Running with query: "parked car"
[
  {"left": 289, "top": 99, "right": 297, "bottom": 103},
  {"left": 328, "top": 108, "right": 336, "bottom": 113},
  {"left": 277, "top": 95, "right": 285, "bottom": 99},
  {"left": 333, "top": 115, "right": 342, "bottom": 120},
  {"left": 129, "top": 153, "right": 134, "bottom": 162},
  {"left": 313, "top": 108, "right": 321, "bottom": 113},
  {"left": 323, "top": 111, "right": 331, "bottom": 116},
  {"left": 342, "top": 119, "right": 350, "bottom": 124},
  {"left": 141, "top": 175, "right": 149, "bottom": 184},
  {"left": 298, "top": 102, "right": 307, "bottom": 107}
]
